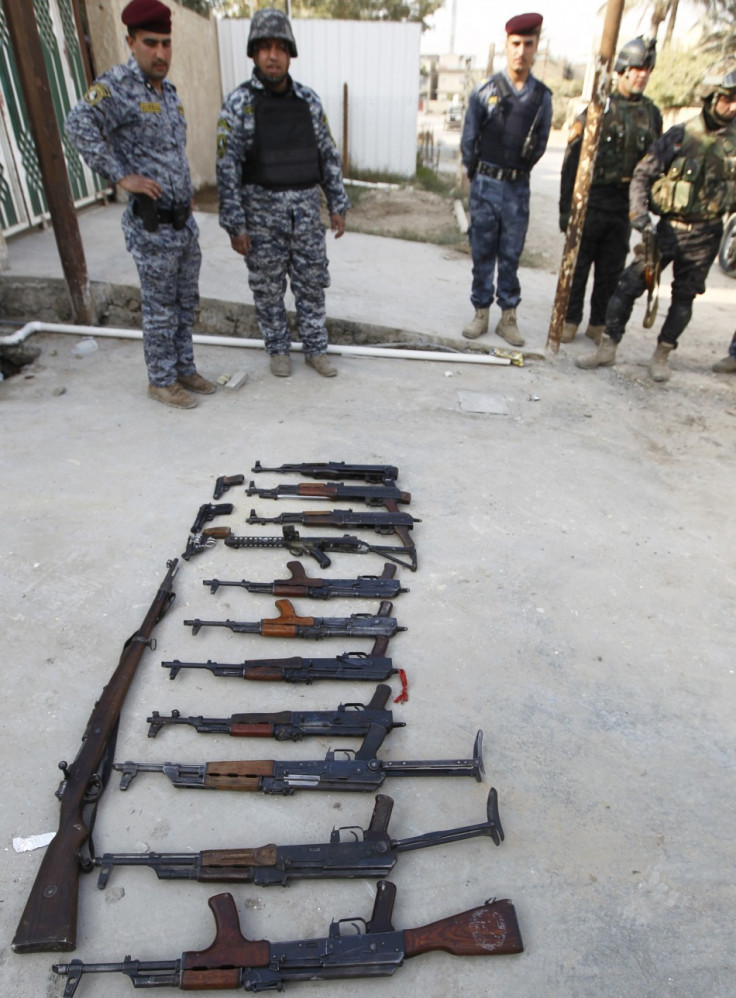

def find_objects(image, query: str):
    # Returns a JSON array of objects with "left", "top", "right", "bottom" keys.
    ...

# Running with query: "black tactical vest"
[
  {"left": 242, "top": 91, "right": 322, "bottom": 190},
  {"left": 479, "top": 74, "right": 548, "bottom": 170},
  {"left": 593, "top": 92, "right": 660, "bottom": 186}
]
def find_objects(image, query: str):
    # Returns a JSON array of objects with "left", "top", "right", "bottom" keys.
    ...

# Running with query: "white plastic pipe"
[{"left": 0, "top": 320, "right": 512, "bottom": 365}]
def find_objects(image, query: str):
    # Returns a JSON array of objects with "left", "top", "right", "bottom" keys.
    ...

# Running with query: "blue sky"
[{"left": 420, "top": 0, "right": 702, "bottom": 66}]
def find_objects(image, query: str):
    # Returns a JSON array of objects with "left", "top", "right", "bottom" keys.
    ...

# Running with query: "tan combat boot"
[
  {"left": 462, "top": 307, "right": 489, "bottom": 339},
  {"left": 585, "top": 324, "right": 605, "bottom": 345},
  {"left": 561, "top": 322, "right": 578, "bottom": 343},
  {"left": 496, "top": 308, "right": 525, "bottom": 347},
  {"left": 306, "top": 353, "right": 338, "bottom": 377},
  {"left": 148, "top": 382, "right": 197, "bottom": 408},
  {"left": 270, "top": 353, "right": 291, "bottom": 377},
  {"left": 712, "top": 355, "right": 736, "bottom": 373},
  {"left": 649, "top": 341, "right": 674, "bottom": 382},
  {"left": 178, "top": 371, "right": 217, "bottom": 394},
  {"left": 575, "top": 334, "right": 617, "bottom": 369}
]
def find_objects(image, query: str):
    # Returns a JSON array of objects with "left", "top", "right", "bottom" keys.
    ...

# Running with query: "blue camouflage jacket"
[
  {"left": 216, "top": 72, "right": 349, "bottom": 238},
  {"left": 65, "top": 56, "right": 193, "bottom": 207}
]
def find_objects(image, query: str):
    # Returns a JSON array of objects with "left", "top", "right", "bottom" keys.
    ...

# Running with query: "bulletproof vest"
[
  {"left": 593, "top": 92, "right": 660, "bottom": 186},
  {"left": 478, "top": 74, "right": 548, "bottom": 170},
  {"left": 242, "top": 90, "right": 322, "bottom": 190},
  {"left": 650, "top": 114, "right": 736, "bottom": 221}
]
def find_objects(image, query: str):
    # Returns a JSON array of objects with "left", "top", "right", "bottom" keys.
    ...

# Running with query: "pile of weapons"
[{"left": 12, "top": 461, "right": 524, "bottom": 996}]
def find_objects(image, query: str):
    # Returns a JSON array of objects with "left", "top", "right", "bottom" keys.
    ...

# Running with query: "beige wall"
[{"left": 82, "top": 0, "right": 222, "bottom": 188}]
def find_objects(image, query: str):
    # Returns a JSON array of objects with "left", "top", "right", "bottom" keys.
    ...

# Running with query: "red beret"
[
  {"left": 122, "top": 0, "right": 172, "bottom": 34},
  {"left": 505, "top": 12, "right": 543, "bottom": 35}
]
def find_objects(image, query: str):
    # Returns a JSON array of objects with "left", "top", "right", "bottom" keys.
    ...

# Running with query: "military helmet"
[
  {"left": 700, "top": 59, "right": 736, "bottom": 101},
  {"left": 247, "top": 8, "right": 298, "bottom": 58},
  {"left": 614, "top": 36, "right": 657, "bottom": 74}
]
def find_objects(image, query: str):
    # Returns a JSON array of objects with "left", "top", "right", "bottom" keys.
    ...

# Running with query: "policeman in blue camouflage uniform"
[
  {"left": 216, "top": 9, "right": 349, "bottom": 378},
  {"left": 559, "top": 37, "right": 661, "bottom": 344},
  {"left": 66, "top": 0, "right": 215, "bottom": 409},
  {"left": 461, "top": 12, "right": 552, "bottom": 348},
  {"left": 577, "top": 60, "right": 736, "bottom": 382}
]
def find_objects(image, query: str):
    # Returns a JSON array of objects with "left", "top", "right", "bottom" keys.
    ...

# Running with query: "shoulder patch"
[
  {"left": 83, "top": 83, "right": 111, "bottom": 106},
  {"left": 488, "top": 94, "right": 499, "bottom": 107}
]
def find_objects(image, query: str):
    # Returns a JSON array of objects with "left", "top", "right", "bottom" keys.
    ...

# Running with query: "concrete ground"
[{"left": 2, "top": 143, "right": 736, "bottom": 998}]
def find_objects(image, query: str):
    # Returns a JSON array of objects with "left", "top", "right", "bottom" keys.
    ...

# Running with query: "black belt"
[
  {"left": 132, "top": 199, "right": 191, "bottom": 228},
  {"left": 476, "top": 162, "right": 529, "bottom": 182}
]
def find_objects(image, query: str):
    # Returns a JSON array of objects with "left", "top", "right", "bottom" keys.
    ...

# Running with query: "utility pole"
[
  {"left": 546, "top": 0, "right": 625, "bottom": 351},
  {"left": 2, "top": 0, "right": 94, "bottom": 324}
]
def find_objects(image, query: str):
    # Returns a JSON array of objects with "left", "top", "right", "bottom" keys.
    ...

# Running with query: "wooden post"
[
  {"left": 546, "top": 0, "right": 625, "bottom": 352},
  {"left": 3, "top": 0, "right": 94, "bottom": 324}
]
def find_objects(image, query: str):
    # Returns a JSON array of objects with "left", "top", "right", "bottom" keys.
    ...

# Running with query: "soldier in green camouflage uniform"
[
  {"left": 65, "top": 0, "right": 216, "bottom": 409},
  {"left": 216, "top": 9, "right": 349, "bottom": 378},
  {"left": 559, "top": 37, "right": 661, "bottom": 344},
  {"left": 577, "top": 60, "right": 736, "bottom": 382}
]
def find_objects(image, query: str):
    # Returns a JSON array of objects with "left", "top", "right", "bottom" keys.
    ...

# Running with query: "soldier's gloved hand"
[
  {"left": 630, "top": 213, "right": 653, "bottom": 234},
  {"left": 559, "top": 212, "right": 569, "bottom": 234}
]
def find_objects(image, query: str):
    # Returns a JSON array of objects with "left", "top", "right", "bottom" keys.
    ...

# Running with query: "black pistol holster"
[{"left": 133, "top": 194, "right": 159, "bottom": 232}]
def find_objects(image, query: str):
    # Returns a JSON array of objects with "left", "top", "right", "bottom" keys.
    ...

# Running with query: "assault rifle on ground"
[
  {"left": 53, "top": 882, "right": 523, "bottom": 994},
  {"left": 183, "top": 598, "right": 406, "bottom": 640},
  {"left": 93, "top": 788, "right": 502, "bottom": 888},
  {"left": 252, "top": 459, "right": 399, "bottom": 483},
  {"left": 247, "top": 506, "right": 419, "bottom": 532},
  {"left": 203, "top": 560, "right": 408, "bottom": 600},
  {"left": 112, "top": 726, "right": 484, "bottom": 794},
  {"left": 246, "top": 480, "right": 411, "bottom": 506},
  {"left": 187, "top": 525, "right": 418, "bottom": 571},
  {"left": 162, "top": 649, "right": 409, "bottom": 700},
  {"left": 146, "top": 684, "right": 403, "bottom": 740},
  {"left": 183, "top": 503, "right": 233, "bottom": 560},
  {"left": 12, "top": 560, "right": 179, "bottom": 954}
]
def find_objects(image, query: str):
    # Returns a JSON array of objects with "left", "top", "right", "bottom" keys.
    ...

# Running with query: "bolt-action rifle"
[
  {"left": 93, "top": 788, "right": 502, "bottom": 888},
  {"left": 188, "top": 525, "right": 418, "bottom": 571},
  {"left": 112, "top": 725, "right": 484, "bottom": 794},
  {"left": 246, "top": 480, "right": 411, "bottom": 506},
  {"left": 12, "top": 560, "right": 179, "bottom": 954},
  {"left": 183, "top": 597, "right": 406, "bottom": 640},
  {"left": 252, "top": 459, "right": 399, "bottom": 483},
  {"left": 53, "top": 882, "right": 523, "bottom": 994},
  {"left": 203, "top": 560, "right": 408, "bottom": 600},
  {"left": 146, "top": 683, "right": 404, "bottom": 740}
]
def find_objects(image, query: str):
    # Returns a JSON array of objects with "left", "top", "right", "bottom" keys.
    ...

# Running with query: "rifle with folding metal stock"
[
  {"left": 146, "top": 683, "right": 404, "bottom": 740},
  {"left": 183, "top": 598, "right": 406, "bottom": 641},
  {"left": 12, "top": 560, "right": 179, "bottom": 954},
  {"left": 203, "top": 560, "right": 408, "bottom": 600},
  {"left": 93, "top": 787, "right": 503, "bottom": 888},
  {"left": 189, "top": 524, "right": 418, "bottom": 571},
  {"left": 53, "top": 882, "right": 523, "bottom": 994},
  {"left": 112, "top": 726, "right": 484, "bottom": 794},
  {"left": 252, "top": 459, "right": 400, "bottom": 483}
]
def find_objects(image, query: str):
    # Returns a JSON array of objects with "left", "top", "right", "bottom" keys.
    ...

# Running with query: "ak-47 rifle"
[
  {"left": 202, "top": 560, "right": 408, "bottom": 600},
  {"left": 12, "top": 560, "right": 179, "bottom": 954},
  {"left": 93, "top": 788, "right": 503, "bottom": 888},
  {"left": 146, "top": 683, "right": 404, "bottom": 740},
  {"left": 246, "top": 480, "right": 411, "bottom": 506},
  {"left": 187, "top": 525, "right": 418, "bottom": 571},
  {"left": 252, "top": 459, "right": 399, "bottom": 483},
  {"left": 247, "top": 506, "right": 419, "bottom": 532},
  {"left": 112, "top": 725, "right": 484, "bottom": 794},
  {"left": 183, "top": 503, "right": 233, "bottom": 561},
  {"left": 53, "top": 882, "right": 523, "bottom": 994},
  {"left": 183, "top": 598, "right": 406, "bottom": 640},
  {"left": 642, "top": 226, "right": 661, "bottom": 329}
]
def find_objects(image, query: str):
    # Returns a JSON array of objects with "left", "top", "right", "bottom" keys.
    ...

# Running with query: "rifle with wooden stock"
[
  {"left": 53, "top": 882, "right": 523, "bottom": 994},
  {"left": 93, "top": 787, "right": 503, "bottom": 888},
  {"left": 12, "top": 560, "right": 179, "bottom": 954},
  {"left": 203, "top": 560, "right": 408, "bottom": 600}
]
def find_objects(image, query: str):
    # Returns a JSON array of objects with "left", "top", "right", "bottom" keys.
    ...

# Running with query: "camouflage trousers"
[
  {"left": 468, "top": 174, "right": 530, "bottom": 310},
  {"left": 243, "top": 186, "right": 330, "bottom": 356},
  {"left": 123, "top": 210, "right": 201, "bottom": 387}
]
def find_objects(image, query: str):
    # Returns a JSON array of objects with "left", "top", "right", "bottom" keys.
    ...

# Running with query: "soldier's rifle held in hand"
[
  {"left": 93, "top": 787, "right": 503, "bottom": 888},
  {"left": 53, "top": 882, "right": 523, "bottom": 994}
]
